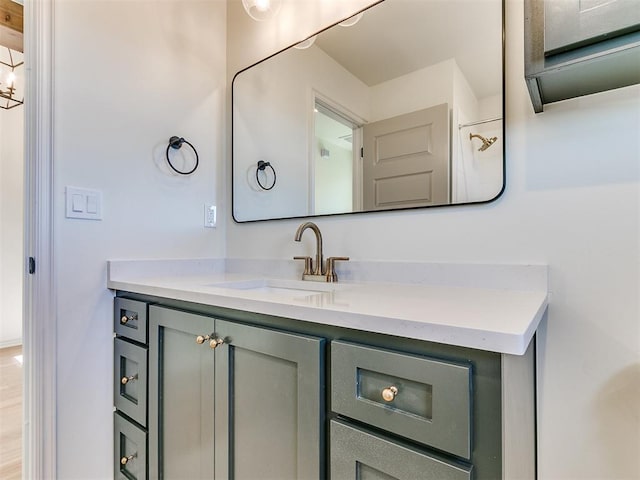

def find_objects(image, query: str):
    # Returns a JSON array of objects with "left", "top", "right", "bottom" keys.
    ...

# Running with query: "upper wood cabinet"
[
  {"left": 524, "top": 0, "right": 640, "bottom": 112},
  {"left": 0, "top": 0, "right": 23, "bottom": 52}
]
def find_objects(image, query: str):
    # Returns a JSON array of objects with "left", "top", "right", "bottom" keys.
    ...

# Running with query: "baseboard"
[{"left": 0, "top": 338, "right": 23, "bottom": 349}]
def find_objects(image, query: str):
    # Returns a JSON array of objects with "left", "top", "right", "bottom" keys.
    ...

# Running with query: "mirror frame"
[{"left": 231, "top": 0, "right": 505, "bottom": 223}]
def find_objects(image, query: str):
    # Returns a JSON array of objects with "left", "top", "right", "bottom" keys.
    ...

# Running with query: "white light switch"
[
  {"left": 72, "top": 194, "right": 84, "bottom": 212},
  {"left": 86, "top": 195, "right": 98, "bottom": 214},
  {"left": 66, "top": 186, "right": 103, "bottom": 220}
]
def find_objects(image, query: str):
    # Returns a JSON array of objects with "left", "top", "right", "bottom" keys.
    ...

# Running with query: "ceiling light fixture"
[
  {"left": 242, "top": 0, "right": 282, "bottom": 21},
  {"left": 0, "top": 47, "right": 23, "bottom": 110}
]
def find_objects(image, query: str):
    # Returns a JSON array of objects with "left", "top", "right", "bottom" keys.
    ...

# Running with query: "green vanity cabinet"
[
  {"left": 329, "top": 340, "right": 477, "bottom": 480},
  {"left": 146, "top": 305, "right": 324, "bottom": 480},
  {"left": 213, "top": 318, "right": 324, "bottom": 479},
  {"left": 147, "top": 306, "right": 216, "bottom": 479},
  {"left": 114, "top": 293, "right": 536, "bottom": 480},
  {"left": 330, "top": 419, "right": 471, "bottom": 480}
]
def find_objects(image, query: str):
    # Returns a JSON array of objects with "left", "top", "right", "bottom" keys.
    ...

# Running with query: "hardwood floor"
[{"left": 0, "top": 345, "right": 22, "bottom": 479}]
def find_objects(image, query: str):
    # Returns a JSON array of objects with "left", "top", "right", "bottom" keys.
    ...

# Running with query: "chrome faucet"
[{"left": 294, "top": 222, "right": 349, "bottom": 282}]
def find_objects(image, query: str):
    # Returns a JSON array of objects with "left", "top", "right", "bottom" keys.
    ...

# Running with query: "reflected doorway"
[{"left": 312, "top": 99, "right": 362, "bottom": 215}]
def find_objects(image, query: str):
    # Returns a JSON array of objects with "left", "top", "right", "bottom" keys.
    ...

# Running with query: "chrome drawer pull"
[
  {"left": 120, "top": 453, "right": 137, "bottom": 465},
  {"left": 121, "top": 374, "right": 138, "bottom": 385},
  {"left": 381, "top": 386, "right": 398, "bottom": 402}
]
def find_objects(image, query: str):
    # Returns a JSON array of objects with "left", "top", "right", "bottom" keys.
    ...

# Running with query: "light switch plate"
[{"left": 65, "top": 186, "right": 103, "bottom": 220}]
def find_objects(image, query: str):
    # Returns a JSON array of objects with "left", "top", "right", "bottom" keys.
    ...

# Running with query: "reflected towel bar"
[{"left": 458, "top": 117, "right": 502, "bottom": 129}]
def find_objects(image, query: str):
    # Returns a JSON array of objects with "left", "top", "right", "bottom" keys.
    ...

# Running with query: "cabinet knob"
[
  {"left": 381, "top": 386, "right": 398, "bottom": 402},
  {"left": 120, "top": 313, "right": 137, "bottom": 325},
  {"left": 120, "top": 453, "right": 136, "bottom": 465},
  {"left": 121, "top": 374, "right": 138, "bottom": 385},
  {"left": 209, "top": 337, "right": 225, "bottom": 349},
  {"left": 196, "top": 334, "right": 211, "bottom": 344}
]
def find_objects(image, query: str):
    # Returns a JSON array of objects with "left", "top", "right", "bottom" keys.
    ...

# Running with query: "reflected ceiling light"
[
  {"left": 294, "top": 35, "right": 317, "bottom": 49},
  {"left": 242, "top": 0, "right": 282, "bottom": 21},
  {"left": 0, "top": 47, "right": 24, "bottom": 110},
  {"left": 339, "top": 12, "right": 363, "bottom": 27}
]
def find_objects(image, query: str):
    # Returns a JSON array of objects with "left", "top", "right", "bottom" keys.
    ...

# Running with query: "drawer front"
[
  {"left": 331, "top": 341, "right": 472, "bottom": 459},
  {"left": 115, "top": 412, "right": 147, "bottom": 480},
  {"left": 330, "top": 419, "right": 471, "bottom": 480},
  {"left": 114, "top": 338, "right": 148, "bottom": 427},
  {"left": 114, "top": 298, "right": 148, "bottom": 344}
]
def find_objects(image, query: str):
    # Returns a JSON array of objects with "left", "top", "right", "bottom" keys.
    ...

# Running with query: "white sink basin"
[{"left": 207, "top": 278, "right": 347, "bottom": 296}]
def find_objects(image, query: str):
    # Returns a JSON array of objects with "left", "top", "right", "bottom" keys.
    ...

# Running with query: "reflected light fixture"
[
  {"left": 0, "top": 47, "right": 24, "bottom": 110},
  {"left": 242, "top": 0, "right": 282, "bottom": 21},
  {"left": 294, "top": 35, "right": 317, "bottom": 49},
  {"left": 339, "top": 12, "right": 363, "bottom": 27}
]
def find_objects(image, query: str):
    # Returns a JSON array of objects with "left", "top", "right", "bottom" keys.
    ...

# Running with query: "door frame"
[
  {"left": 22, "top": 0, "right": 56, "bottom": 477},
  {"left": 309, "top": 90, "right": 366, "bottom": 214}
]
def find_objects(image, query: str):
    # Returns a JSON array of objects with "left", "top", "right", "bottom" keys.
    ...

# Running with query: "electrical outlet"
[{"left": 204, "top": 204, "right": 217, "bottom": 228}]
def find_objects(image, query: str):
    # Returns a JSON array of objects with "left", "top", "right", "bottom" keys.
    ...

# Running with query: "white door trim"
[{"left": 23, "top": 0, "right": 56, "bottom": 478}]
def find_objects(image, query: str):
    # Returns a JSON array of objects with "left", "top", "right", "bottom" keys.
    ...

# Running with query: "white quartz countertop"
[{"left": 107, "top": 259, "right": 549, "bottom": 356}]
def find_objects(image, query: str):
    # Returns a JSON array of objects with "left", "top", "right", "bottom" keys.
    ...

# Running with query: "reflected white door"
[{"left": 363, "top": 103, "right": 449, "bottom": 211}]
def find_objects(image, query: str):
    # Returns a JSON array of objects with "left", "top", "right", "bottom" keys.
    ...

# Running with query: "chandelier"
[{"left": 0, "top": 48, "right": 24, "bottom": 110}]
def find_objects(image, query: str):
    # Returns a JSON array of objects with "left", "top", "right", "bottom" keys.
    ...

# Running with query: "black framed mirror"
[{"left": 232, "top": 0, "right": 504, "bottom": 222}]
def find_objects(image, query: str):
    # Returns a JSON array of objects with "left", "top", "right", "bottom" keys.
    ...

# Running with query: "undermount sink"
[{"left": 207, "top": 278, "right": 349, "bottom": 296}]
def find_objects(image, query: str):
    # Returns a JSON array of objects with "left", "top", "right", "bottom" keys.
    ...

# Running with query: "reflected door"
[
  {"left": 363, "top": 103, "right": 449, "bottom": 210},
  {"left": 313, "top": 101, "right": 359, "bottom": 215}
]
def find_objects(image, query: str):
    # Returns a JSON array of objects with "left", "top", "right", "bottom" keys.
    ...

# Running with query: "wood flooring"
[{"left": 0, "top": 345, "right": 22, "bottom": 479}]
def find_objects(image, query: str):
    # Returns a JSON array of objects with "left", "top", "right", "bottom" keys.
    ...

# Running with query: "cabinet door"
[
  {"left": 330, "top": 420, "right": 471, "bottom": 480},
  {"left": 215, "top": 320, "right": 325, "bottom": 480},
  {"left": 148, "top": 306, "right": 216, "bottom": 480}
]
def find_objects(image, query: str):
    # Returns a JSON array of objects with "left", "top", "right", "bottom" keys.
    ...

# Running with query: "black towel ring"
[
  {"left": 256, "top": 160, "right": 276, "bottom": 190},
  {"left": 166, "top": 136, "right": 199, "bottom": 175}
]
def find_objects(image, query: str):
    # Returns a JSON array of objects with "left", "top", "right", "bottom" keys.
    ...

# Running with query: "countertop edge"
[{"left": 107, "top": 275, "right": 549, "bottom": 356}]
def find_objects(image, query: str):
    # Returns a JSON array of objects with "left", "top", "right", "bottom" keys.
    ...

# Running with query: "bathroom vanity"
[{"left": 109, "top": 259, "right": 547, "bottom": 480}]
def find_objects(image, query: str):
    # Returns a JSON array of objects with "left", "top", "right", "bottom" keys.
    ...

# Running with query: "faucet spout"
[{"left": 294, "top": 222, "right": 324, "bottom": 275}]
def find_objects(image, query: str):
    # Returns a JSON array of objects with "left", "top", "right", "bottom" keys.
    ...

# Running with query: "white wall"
[
  {"left": 226, "top": 1, "right": 640, "bottom": 479},
  {"left": 314, "top": 139, "right": 353, "bottom": 215},
  {"left": 370, "top": 59, "right": 456, "bottom": 122},
  {"left": 0, "top": 105, "right": 23, "bottom": 347},
  {"left": 53, "top": 0, "right": 226, "bottom": 477}
]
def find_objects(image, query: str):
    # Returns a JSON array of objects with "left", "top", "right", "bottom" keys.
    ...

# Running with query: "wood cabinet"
[
  {"left": 524, "top": 0, "right": 640, "bottom": 112},
  {"left": 113, "top": 294, "right": 535, "bottom": 480}
]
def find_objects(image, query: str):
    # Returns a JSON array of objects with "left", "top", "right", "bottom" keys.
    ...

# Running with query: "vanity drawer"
[
  {"left": 115, "top": 412, "right": 147, "bottom": 480},
  {"left": 331, "top": 341, "right": 472, "bottom": 459},
  {"left": 330, "top": 419, "right": 471, "bottom": 480},
  {"left": 114, "top": 338, "right": 148, "bottom": 427},
  {"left": 114, "top": 298, "right": 148, "bottom": 344}
]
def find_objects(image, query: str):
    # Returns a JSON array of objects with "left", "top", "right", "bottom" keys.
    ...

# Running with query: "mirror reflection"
[{"left": 233, "top": 0, "right": 504, "bottom": 222}]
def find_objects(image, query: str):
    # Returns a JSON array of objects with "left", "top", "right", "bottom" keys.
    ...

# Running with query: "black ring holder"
[
  {"left": 256, "top": 160, "right": 276, "bottom": 190},
  {"left": 166, "top": 136, "right": 199, "bottom": 175}
]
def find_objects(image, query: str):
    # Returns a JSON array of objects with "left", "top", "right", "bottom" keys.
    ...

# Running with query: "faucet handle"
[
  {"left": 293, "top": 256, "right": 313, "bottom": 276},
  {"left": 325, "top": 257, "right": 349, "bottom": 283}
]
